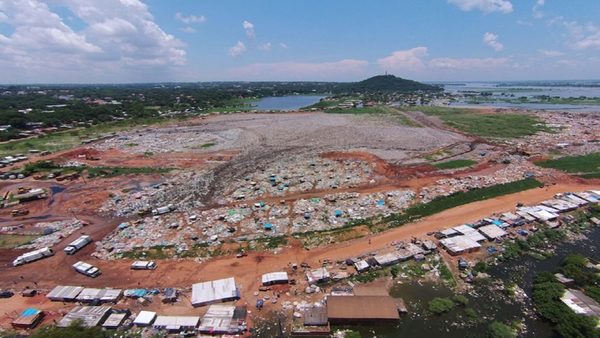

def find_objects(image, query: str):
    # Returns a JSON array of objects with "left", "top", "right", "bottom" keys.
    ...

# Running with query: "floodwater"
[
  {"left": 332, "top": 227, "right": 600, "bottom": 338},
  {"left": 253, "top": 95, "right": 326, "bottom": 111},
  {"left": 443, "top": 82, "right": 600, "bottom": 112}
]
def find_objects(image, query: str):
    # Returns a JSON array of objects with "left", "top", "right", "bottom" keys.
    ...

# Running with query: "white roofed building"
[{"left": 191, "top": 277, "right": 240, "bottom": 307}]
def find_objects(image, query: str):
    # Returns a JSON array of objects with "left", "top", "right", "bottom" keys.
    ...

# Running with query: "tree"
[
  {"left": 487, "top": 321, "right": 516, "bottom": 338},
  {"left": 29, "top": 321, "right": 108, "bottom": 338}
]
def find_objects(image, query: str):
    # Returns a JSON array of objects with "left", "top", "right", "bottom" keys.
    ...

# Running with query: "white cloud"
[
  {"left": 279, "top": 42, "right": 288, "bottom": 49},
  {"left": 229, "top": 41, "right": 246, "bottom": 57},
  {"left": 538, "top": 49, "right": 564, "bottom": 57},
  {"left": 448, "top": 0, "right": 513, "bottom": 13},
  {"left": 483, "top": 32, "right": 504, "bottom": 51},
  {"left": 175, "top": 12, "right": 206, "bottom": 24},
  {"left": 0, "top": 0, "right": 187, "bottom": 82},
  {"left": 243, "top": 20, "right": 255, "bottom": 38},
  {"left": 533, "top": 0, "right": 545, "bottom": 19},
  {"left": 181, "top": 26, "right": 196, "bottom": 33},
  {"left": 230, "top": 59, "right": 369, "bottom": 81},
  {"left": 429, "top": 56, "right": 511, "bottom": 69},
  {"left": 377, "top": 47, "right": 428, "bottom": 72},
  {"left": 258, "top": 42, "right": 272, "bottom": 51},
  {"left": 558, "top": 19, "right": 600, "bottom": 50}
]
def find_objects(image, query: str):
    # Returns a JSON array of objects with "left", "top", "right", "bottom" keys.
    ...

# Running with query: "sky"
[{"left": 0, "top": 0, "right": 600, "bottom": 83}]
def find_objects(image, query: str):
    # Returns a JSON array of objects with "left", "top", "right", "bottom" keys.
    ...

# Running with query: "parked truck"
[
  {"left": 64, "top": 235, "right": 92, "bottom": 255},
  {"left": 12, "top": 247, "right": 54, "bottom": 266},
  {"left": 152, "top": 204, "right": 175, "bottom": 216},
  {"left": 130, "top": 260, "right": 157, "bottom": 270},
  {"left": 73, "top": 261, "right": 101, "bottom": 278}
]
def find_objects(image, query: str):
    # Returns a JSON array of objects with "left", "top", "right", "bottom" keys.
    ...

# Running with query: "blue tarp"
[
  {"left": 492, "top": 220, "right": 503, "bottom": 226},
  {"left": 376, "top": 199, "right": 385, "bottom": 207},
  {"left": 22, "top": 308, "right": 40, "bottom": 317},
  {"left": 264, "top": 223, "right": 273, "bottom": 230},
  {"left": 334, "top": 210, "right": 343, "bottom": 217}
]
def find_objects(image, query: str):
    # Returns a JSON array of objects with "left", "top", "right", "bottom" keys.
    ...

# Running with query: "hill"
[{"left": 342, "top": 75, "right": 442, "bottom": 93}]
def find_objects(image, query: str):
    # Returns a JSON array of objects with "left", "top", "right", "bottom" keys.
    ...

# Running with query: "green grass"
[
  {"left": 0, "top": 234, "right": 39, "bottom": 249},
  {"left": 0, "top": 117, "right": 167, "bottom": 157},
  {"left": 21, "top": 160, "right": 172, "bottom": 178},
  {"left": 535, "top": 153, "right": 600, "bottom": 178},
  {"left": 86, "top": 166, "right": 171, "bottom": 178},
  {"left": 200, "top": 142, "right": 216, "bottom": 148},
  {"left": 381, "top": 178, "right": 543, "bottom": 229},
  {"left": 434, "top": 159, "right": 477, "bottom": 170},
  {"left": 406, "top": 106, "right": 551, "bottom": 139}
]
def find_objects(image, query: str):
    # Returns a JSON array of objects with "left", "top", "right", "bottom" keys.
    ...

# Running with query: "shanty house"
[{"left": 191, "top": 277, "right": 240, "bottom": 307}]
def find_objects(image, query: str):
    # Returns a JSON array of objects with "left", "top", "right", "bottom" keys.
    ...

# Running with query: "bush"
[
  {"left": 452, "top": 294, "right": 469, "bottom": 306},
  {"left": 487, "top": 321, "right": 516, "bottom": 338},
  {"left": 428, "top": 297, "right": 455, "bottom": 314}
]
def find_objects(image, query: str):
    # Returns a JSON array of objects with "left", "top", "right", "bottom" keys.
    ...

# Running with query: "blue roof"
[
  {"left": 264, "top": 223, "right": 273, "bottom": 229},
  {"left": 21, "top": 308, "right": 40, "bottom": 317},
  {"left": 492, "top": 220, "right": 503, "bottom": 226},
  {"left": 376, "top": 199, "right": 385, "bottom": 206}
]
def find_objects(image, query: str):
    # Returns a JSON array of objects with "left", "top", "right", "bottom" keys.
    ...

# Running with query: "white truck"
[
  {"left": 64, "top": 235, "right": 92, "bottom": 255},
  {"left": 130, "top": 260, "right": 157, "bottom": 270},
  {"left": 73, "top": 261, "right": 101, "bottom": 278},
  {"left": 152, "top": 204, "right": 175, "bottom": 216},
  {"left": 12, "top": 247, "right": 54, "bottom": 266}
]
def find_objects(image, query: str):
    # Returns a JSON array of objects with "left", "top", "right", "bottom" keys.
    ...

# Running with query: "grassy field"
[
  {"left": 0, "top": 234, "right": 39, "bottom": 249},
  {"left": 86, "top": 166, "right": 172, "bottom": 178},
  {"left": 380, "top": 178, "right": 543, "bottom": 229},
  {"left": 0, "top": 117, "right": 168, "bottom": 157},
  {"left": 21, "top": 160, "right": 172, "bottom": 178},
  {"left": 535, "top": 153, "right": 600, "bottom": 178},
  {"left": 406, "top": 106, "right": 551, "bottom": 139},
  {"left": 434, "top": 159, "right": 477, "bottom": 170}
]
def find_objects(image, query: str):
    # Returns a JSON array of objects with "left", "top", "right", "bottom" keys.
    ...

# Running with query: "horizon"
[
  {"left": 3, "top": 77, "right": 600, "bottom": 87},
  {"left": 1, "top": 0, "right": 600, "bottom": 83}
]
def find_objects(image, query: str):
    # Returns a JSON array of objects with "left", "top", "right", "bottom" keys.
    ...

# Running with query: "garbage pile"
[
  {"left": 225, "top": 157, "right": 374, "bottom": 202},
  {"left": 419, "top": 157, "right": 545, "bottom": 203},
  {"left": 17, "top": 219, "right": 83, "bottom": 250}
]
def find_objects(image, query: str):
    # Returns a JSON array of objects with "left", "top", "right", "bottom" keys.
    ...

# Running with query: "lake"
[
  {"left": 443, "top": 82, "right": 600, "bottom": 112},
  {"left": 253, "top": 95, "right": 326, "bottom": 111}
]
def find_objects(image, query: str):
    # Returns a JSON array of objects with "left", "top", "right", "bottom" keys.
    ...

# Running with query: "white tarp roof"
[
  {"left": 153, "top": 316, "right": 200, "bottom": 330},
  {"left": 191, "top": 277, "right": 239, "bottom": 306},
  {"left": 452, "top": 224, "right": 477, "bottom": 234},
  {"left": 76, "top": 288, "right": 122, "bottom": 302},
  {"left": 262, "top": 272, "right": 289, "bottom": 284},
  {"left": 478, "top": 224, "right": 508, "bottom": 239},
  {"left": 440, "top": 235, "right": 481, "bottom": 254},
  {"left": 133, "top": 311, "right": 156, "bottom": 326}
]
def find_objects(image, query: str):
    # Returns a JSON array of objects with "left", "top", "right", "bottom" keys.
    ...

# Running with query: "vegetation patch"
[
  {"left": 86, "top": 166, "right": 171, "bottom": 178},
  {"left": 433, "top": 159, "right": 477, "bottom": 170},
  {"left": 535, "top": 152, "right": 600, "bottom": 178},
  {"left": 0, "top": 234, "right": 39, "bottom": 249},
  {"left": 382, "top": 178, "right": 543, "bottom": 229},
  {"left": 428, "top": 297, "right": 455, "bottom": 314},
  {"left": 408, "top": 106, "right": 551, "bottom": 139}
]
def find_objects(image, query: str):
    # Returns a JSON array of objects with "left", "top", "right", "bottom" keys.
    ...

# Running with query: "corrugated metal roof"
[
  {"left": 191, "top": 277, "right": 239, "bottom": 306},
  {"left": 47, "top": 285, "right": 83, "bottom": 301},
  {"left": 327, "top": 296, "right": 400, "bottom": 321},
  {"left": 261, "top": 271, "right": 288, "bottom": 285},
  {"left": 153, "top": 316, "right": 200, "bottom": 329}
]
